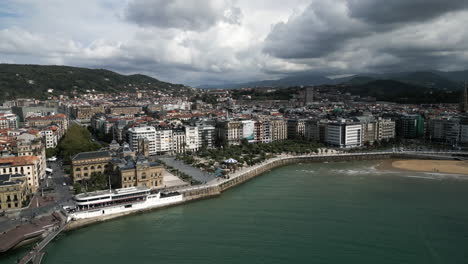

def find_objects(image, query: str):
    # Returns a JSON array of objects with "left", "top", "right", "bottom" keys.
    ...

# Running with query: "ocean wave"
[
  {"left": 296, "top": 169, "right": 316, "bottom": 174},
  {"left": 405, "top": 175, "right": 438, "bottom": 180}
]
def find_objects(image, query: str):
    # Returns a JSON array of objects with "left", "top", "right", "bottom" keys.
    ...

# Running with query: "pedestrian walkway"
[{"left": 159, "top": 157, "right": 216, "bottom": 183}]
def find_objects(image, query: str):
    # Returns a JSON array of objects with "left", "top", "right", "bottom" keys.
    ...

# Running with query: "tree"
[{"left": 57, "top": 124, "right": 101, "bottom": 164}]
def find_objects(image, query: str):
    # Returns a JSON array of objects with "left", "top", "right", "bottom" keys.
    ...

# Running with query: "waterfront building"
[
  {"left": 376, "top": 118, "right": 396, "bottom": 141},
  {"left": 216, "top": 120, "right": 243, "bottom": 146},
  {"left": 356, "top": 116, "right": 377, "bottom": 144},
  {"left": 304, "top": 120, "right": 325, "bottom": 142},
  {"left": 254, "top": 120, "right": 272, "bottom": 143},
  {"left": 287, "top": 119, "right": 306, "bottom": 139},
  {"left": 114, "top": 155, "right": 163, "bottom": 189},
  {"left": 185, "top": 126, "right": 200, "bottom": 152},
  {"left": 0, "top": 174, "right": 30, "bottom": 210},
  {"left": 172, "top": 129, "right": 186, "bottom": 154},
  {"left": 71, "top": 151, "right": 112, "bottom": 183},
  {"left": 196, "top": 122, "right": 216, "bottom": 149},
  {"left": 325, "top": 120, "right": 362, "bottom": 148},
  {"left": 126, "top": 126, "right": 157, "bottom": 155},
  {"left": 155, "top": 127, "right": 173, "bottom": 155},
  {"left": 357, "top": 116, "right": 395, "bottom": 144},
  {"left": 396, "top": 115, "right": 424, "bottom": 139},
  {"left": 270, "top": 119, "right": 288, "bottom": 142},
  {"left": 428, "top": 117, "right": 462, "bottom": 146},
  {"left": 460, "top": 116, "right": 468, "bottom": 146},
  {"left": 0, "top": 156, "right": 41, "bottom": 192}
]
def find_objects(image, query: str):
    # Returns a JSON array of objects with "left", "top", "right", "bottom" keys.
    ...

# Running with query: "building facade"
[
  {"left": 0, "top": 174, "right": 30, "bottom": 210},
  {"left": 71, "top": 151, "right": 112, "bottom": 183}
]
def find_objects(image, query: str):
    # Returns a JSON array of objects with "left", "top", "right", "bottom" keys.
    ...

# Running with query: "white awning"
[{"left": 46, "top": 168, "right": 53, "bottom": 173}]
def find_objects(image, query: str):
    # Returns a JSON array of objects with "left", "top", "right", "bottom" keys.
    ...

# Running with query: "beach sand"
[{"left": 380, "top": 159, "right": 468, "bottom": 175}]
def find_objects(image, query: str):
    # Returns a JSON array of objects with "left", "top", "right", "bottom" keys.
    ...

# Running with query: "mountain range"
[{"left": 199, "top": 70, "right": 468, "bottom": 91}]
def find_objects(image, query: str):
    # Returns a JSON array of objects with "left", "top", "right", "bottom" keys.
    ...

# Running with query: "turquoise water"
[{"left": 2, "top": 161, "right": 468, "bottom": 264}]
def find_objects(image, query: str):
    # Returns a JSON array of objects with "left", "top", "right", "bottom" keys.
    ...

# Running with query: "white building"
[
  {"left": 126, "top": 126, "right": 157, "bottom": 155},
  {"left": 325, "top": 120, "right": 362, "bottom": 148},
  {"left": 185, "top": 126, "right": 199, "bottom": 152},
  {"left": 0, "top": 113, "right": 18, "bottom": 129},
  {"left": 40, "top": 129, "right": 59, "bottom": 149},
  {"left": 155, "top": 128, "right": 173, "bottom": 155},
  {"left": 196, "top": 123, "right": 216, "bottom": 149}
]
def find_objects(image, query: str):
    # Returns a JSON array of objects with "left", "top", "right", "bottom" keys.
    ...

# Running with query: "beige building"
[
  {"left": 116, "top": 156, "right": 163, "bottom": 189},
  {"left": 25, "top": 114, "right": 68, "bottom": 135},
  {"left": 73, "top": 105, "right": 105, "bottom": 120},
  {"left": 108, "top": 106, "right": 142, "bottom": 116},
  {"left": 376, "top": 118, "right": 396, "bottom": 141},
  {"left": 14, "top": 135, "right": 47, "bottom": 182},
  {"left": 0, "top": 156, "right": 41, "bottom": 192},
  {"left": 270, "top": 119, "right": 288, "bottom": 142},
  {"left": 71, "top": 151, "right": 112, "bottom": 183},
  {"left": 0, "top": 174, "right": 30, "bottom": 210},
  {"left": 217, "top": 120, "right": 243, "bottom": 146}
]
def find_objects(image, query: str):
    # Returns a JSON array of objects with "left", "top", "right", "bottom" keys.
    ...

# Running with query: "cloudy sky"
[{"left": 1, "top": 0, "right": 468, "bottom": 86}]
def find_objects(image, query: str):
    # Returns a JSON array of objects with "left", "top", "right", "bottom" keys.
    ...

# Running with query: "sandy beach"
[{"left": 380, "top": 159, "right": 468, "bottom": 175}]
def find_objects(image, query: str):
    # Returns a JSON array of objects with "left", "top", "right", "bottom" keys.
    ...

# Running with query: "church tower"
[{"left": 137, "top": 138, "right": 150, "bottom": 157}]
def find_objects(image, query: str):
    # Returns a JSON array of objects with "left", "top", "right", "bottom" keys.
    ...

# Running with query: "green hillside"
[
  {"left": 0, "top": 64, "right": 188, "bottom": 100},
  {"left": 344, "top": 80, "right": 460, "bottom": 104}
]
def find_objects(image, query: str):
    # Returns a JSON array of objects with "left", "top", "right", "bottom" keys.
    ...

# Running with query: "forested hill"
[{"left": 0, "top": 64, "right": 188, "bottom": 100}]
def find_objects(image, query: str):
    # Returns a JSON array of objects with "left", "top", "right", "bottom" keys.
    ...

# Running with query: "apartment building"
[
  {"left": 325, "top": 120, "right": 362, "bottom": 148},
  {"left": 126, "top": 126, "right": 157, "bottom": 155}
]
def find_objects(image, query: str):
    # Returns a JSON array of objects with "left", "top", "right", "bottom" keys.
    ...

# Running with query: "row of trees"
[
  {"left": 177, "top": 139, "right": 322, "bottom": 171},
  {"left": 199, "top": 139, "right": 321, "bottom": 163}
]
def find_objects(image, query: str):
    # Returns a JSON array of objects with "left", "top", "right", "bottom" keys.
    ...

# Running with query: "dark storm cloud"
[
  {"left": 263, "top": 1, "right": 368, "bottom": 59},
  {"left": 347, "top": 0, "right": 468, "bottom": 24},
  {"left": 263, "top": 0, "right": 468, "bottom": 73},
  {"left": 125, "top": 0, "right": 242, "bottom": 31}
]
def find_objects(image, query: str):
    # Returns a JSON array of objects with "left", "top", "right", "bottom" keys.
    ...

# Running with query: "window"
[
  {"left": 91, "top": 166, "right": 95, "bottom": 170},
  {"left": 84, "top": 167, "right": 88, "bottom": 170},
  {"left": 75, "top": 168, "right": 81, "bottom": 172}
]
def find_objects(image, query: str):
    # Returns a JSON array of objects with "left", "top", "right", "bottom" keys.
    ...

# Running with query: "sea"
[{"left": 2, "top": 160, "right": 468, "bottom": 264}]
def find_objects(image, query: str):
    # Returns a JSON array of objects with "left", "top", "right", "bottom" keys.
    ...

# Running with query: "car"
[
  {"left": 62, "top": 182, "right": 67, "bottom": 186},
  {"left": 48, "top": 176, "right": 52, "bottom": 179}
]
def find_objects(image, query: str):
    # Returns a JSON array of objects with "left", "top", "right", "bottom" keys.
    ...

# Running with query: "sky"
[{"left": 1, "top": 0, "right": 468, "bottom": 86}]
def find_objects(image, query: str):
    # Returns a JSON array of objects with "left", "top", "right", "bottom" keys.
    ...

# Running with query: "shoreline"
[{"left": 378, "top": 159, "right": 468, "bottom": 175}]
